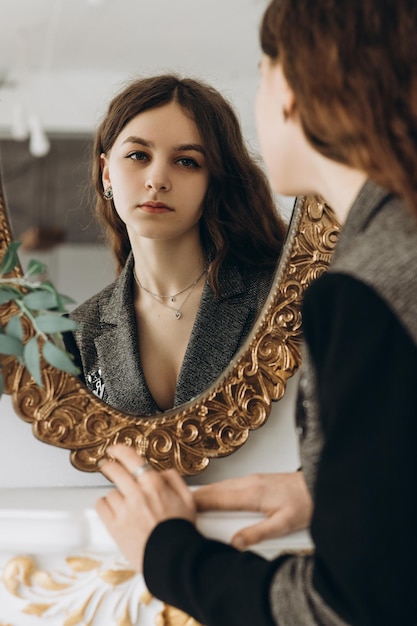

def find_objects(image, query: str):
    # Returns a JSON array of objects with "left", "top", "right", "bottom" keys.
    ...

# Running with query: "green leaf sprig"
[{"left": 0, "top": 242, "right": 80, "bottom": 396}]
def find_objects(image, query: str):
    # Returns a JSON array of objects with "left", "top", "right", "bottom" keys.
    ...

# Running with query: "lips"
[{"left": 139, "top": 201, "right": 173, "bottom": 214}]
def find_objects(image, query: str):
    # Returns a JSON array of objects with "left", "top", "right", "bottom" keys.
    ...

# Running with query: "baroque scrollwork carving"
[{"left": 0, "top": 168, "right": 339, "bottom": 474}]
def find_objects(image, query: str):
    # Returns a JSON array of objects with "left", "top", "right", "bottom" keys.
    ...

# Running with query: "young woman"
[
  {"left": 96, "top": 1, "right": 417, "bottom": 624},
  {"left": 68, "top": 75, "right": 286, "bottom": 415}
]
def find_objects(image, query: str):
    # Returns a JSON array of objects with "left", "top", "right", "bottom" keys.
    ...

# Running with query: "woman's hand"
[
  {"left": 194, "top": 471, "right": 312, "bottom": 550},
  {"left": 96, "top": 444, "right": 196, "bottom": 572}
]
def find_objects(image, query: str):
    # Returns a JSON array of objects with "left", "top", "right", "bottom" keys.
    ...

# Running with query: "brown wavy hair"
[
  {"left": 93, "top": 74, "right": 287, "bottom": 293},
  {"left": 261, "top": 0, "right": 417, "bottom": 218}
]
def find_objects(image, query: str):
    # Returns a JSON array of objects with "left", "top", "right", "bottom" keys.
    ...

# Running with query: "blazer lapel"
[
  {"left": 94, "top": 255, "right": 160, "bottom": 416},
  {"left": 175, "top": 265, "right": 255, "bottom": 406}
]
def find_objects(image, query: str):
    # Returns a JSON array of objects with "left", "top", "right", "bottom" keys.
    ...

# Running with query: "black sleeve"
[
  {"left": 303, "top": 273, "right": 417, "bottom": 625},
  {"left": 144, "top": 273, "right": 417, "bottom": 626},
  {"left": 144, "top": 518, "right": 282, "bottom": 626}
]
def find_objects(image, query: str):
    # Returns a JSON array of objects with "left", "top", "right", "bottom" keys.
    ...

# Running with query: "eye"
[
  {"left": 176, "top": 157, "right": 199, "bottom": 168},
  {"left": 126, "top": 151, "right": 148, "bottom": 161}
]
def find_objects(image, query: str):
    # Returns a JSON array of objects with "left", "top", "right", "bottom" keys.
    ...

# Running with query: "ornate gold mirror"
[{"left": 0, "top": 167, "right": 339, "bottom": 475}]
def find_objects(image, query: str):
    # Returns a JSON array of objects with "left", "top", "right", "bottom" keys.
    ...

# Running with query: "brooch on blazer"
[{"left": 87, "top": 369, "right": 106, "bottom": 399}]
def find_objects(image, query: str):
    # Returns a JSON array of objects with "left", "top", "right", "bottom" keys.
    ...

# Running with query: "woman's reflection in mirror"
[{"left": 66, "top": 75, "right": 286, "bottom": 414}]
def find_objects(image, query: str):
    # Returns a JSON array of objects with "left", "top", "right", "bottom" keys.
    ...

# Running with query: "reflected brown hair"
[
  {"left": 261, "top": 0, "right": 417, "bottom": 218},
  {"left": 93, "top": 74, "right": 286, "bottom": 292}
]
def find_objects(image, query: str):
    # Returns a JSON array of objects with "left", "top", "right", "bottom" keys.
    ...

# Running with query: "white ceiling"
[{"left": 0, "top": 0, "right": 268, "bottom": 139}]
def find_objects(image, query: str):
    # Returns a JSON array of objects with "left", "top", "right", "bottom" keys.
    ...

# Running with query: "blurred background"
[
  {"left": 0, "top": 0, "right": 292, "bottom": 306},
  {"left": 0, "top": 0, "right": 265, "bottom": 139}
]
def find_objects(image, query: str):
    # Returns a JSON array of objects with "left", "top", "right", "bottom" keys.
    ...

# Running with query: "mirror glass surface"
[{"left": 0, "top": 0, "right": 294, "bottom": 417}]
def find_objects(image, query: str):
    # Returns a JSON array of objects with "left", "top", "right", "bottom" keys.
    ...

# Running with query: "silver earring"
[{"left": 103, "top": 186, "right": 113, "bottom": 200}]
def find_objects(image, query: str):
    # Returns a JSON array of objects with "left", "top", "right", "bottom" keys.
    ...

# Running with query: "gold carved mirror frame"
[{"left": 0, "top": 170, "right": 339, "bottom": 475}]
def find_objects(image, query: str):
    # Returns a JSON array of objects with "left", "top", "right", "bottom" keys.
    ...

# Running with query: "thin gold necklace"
[{"left": 133, "top": 266, "right": 207, "bottom": 320}]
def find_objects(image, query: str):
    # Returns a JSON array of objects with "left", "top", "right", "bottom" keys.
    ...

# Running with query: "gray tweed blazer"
[
  {"left": 269, "top": 180, "right": 417, "bottom": 625},
  {"left": 68, "top": 254, "right": 274, "bottom": 416}
]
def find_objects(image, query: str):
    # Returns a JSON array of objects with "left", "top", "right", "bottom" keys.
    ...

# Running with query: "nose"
[{"left": 145, "top": 164, "right": 171, "bottom": 192}]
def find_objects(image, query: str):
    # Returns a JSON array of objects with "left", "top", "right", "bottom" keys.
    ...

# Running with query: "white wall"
[{"left": 0, "top": 71, "right": 260, "bottom": 147}]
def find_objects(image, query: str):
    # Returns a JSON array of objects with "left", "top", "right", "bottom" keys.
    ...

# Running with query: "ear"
[
  {"left": 100, "top": 153, "right": 111, "bottom": 188},
  {"left": 273, "top": 63, "right": 297, "bottom": 119}
]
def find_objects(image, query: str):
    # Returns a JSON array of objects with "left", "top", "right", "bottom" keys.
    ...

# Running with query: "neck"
[
  {"left": 313, "top": 157, "right": 367, "bottom": 225},
  {"left": 129, "top": 231, "right": 206, "bottom": 295}
]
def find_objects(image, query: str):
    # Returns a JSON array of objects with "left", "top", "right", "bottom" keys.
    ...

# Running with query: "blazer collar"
[{"left": 332, "top": 179, "right": 394, "bottom": 262}]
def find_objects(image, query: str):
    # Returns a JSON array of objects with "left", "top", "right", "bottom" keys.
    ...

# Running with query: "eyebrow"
[{"left": 122, "top": 136, "right": 205, "bottom": 155}]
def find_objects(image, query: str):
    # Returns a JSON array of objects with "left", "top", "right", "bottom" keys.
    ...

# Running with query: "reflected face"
[{"left": 101, "top": 101, "right": 209, "bottom": 243}]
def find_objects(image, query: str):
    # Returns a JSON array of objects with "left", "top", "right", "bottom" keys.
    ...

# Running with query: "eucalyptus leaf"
[
  {"left": 39, "top": 281, "right": 58, "bottom": 296},
  {"left": 0, "top": 292, "right": 13, "bottom": 305},
  {"left": 54, "top": 293, "right": 69, "bottom": 313},
  {"left": 6, "top": 314, "right": 23, "bottom": 341},
  {"left": 26, "top": 259, "right": 47, "bottom": 277},
  {"left": 42, "top": 340, "right": 80, "bottom": 376},
  {"left": 0, "top": 287, "right": 21, "bottom": 305},
  {"left": 0, "top": 244, "right": 79, "bottom": 386},
  {"left": 50, "top": 288, "right": 76, "bottom": 312},
  {"left": 58, "top": 293, "right": 77, "bottom": 306},
  {"left": 24, "top": 336, "right": 42, "bottom": 386},
  {"left": 38, "top": 281, "right": 67, "bottom": 312},
  {"left": 0, "top": 333, "right": 24, "bottom": 357},
  {"left": 36, "top": 314, "right": 78, "bottom": 333},
  {"left": 0, "top": 241, "right": 21, "bottom": 277},
  {"left": 22, "top": 290, "right": 58, "bottom": 311}
]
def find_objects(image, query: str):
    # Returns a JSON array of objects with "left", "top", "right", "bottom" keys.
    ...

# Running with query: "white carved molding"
[{"left": 0, "top": 487, "right": 312, "bottom": 625}]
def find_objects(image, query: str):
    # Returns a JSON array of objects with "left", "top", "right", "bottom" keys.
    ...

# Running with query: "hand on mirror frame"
[
  {"left": 194, "top": 471, "right": 313, "bottom": 551},
  {"left": 96, "top": 444, "right": 196, "bottom": 572}
]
